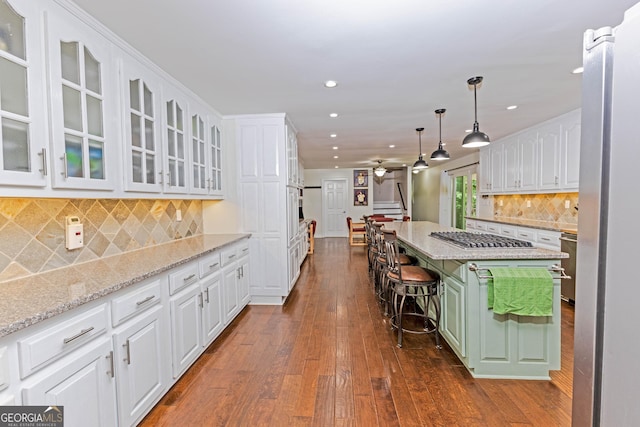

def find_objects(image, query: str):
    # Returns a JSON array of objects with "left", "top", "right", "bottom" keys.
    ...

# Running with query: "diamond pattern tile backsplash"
[
  {"left": 493, "top": 193, "right": 579, "bottom": 224},
  {"left": 0, "top": 198, "right": 202, "bottom": 282}
]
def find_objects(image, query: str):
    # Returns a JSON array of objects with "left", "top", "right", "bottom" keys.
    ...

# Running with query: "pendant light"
[
  {"left": 373, "top": 160, "right": 387, "bottom": 177},
  {"left": 412, "top": 128, "right": 428, "bottom": 172},
  {"left": 462, "top": 76, "right": 490, "bottom": 148},
  {"left": 430, "top": 108, "right": 450, "bottom": 160}
]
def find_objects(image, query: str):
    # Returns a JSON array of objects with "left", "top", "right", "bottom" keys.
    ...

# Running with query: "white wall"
[{"left": 372, "top": 169, "right": 408, "bottom": 208}]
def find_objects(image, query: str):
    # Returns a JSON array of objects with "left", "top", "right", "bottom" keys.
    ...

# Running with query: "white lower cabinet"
[
  {"left": 169, "top": 282, "right": 202, "bottom": 378},
  {"left": 21, "top": 338, "right": 117, "bottom": 427},
  {"left": 2, "top": 238, "right": 251, "bottom": 426},
  {"left": 113, "top": 305, "right": 166, "bottom": 426}
]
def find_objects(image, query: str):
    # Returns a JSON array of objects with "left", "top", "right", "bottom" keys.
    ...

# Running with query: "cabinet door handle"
[
  {"left": 240, "top": 266, "right": 244, "bottom": 278},
  {"left": 228, "top": 254, "right": 236, "bottom": 259},
  {"left": 237, "top": 268, "right": 241, "bottom": 279},
  {"left": 167, "top": 171, "right": 172, "bottom": 186},
  {"left": 209, "top": 262, "right": 219, "bottom": 269},
  {"left": 198, "top": 292, "right": 204, "bottom": 308},
  {"left": 136, "top": 295, "right": 156, "bottom": 306},
  {"left": 184, "top": 274, "right": 197, "bottom": 283},
  {"left": 63, "top": 326, "right": 94, "bottom": 344},
  {"left": 204, "top": 288, "right": 209, "bottom": 303},
  {"left": 540, "top": 237, "right": 552, "bottom": 242},
  {"left": 61, "top": 153, "right": 68, "bottom": 178},
  {"left": 38, "top": 148, "right": 47, "bottom": 176},
  {"left": 106, "top": 351, "right": 114, "bottom": 378},
  {"left": 123, "top": 340, "right": 131, "bottom": 365}
]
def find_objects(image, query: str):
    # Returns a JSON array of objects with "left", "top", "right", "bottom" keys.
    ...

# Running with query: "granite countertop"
[
  {"left": 0, "top": 233, "right": 250, "bottom": 338},
  {"left": 383, "top": 221, "right": 568, "bottom": 261},
  {"left": 466, "top": 215, "right": 578, "bottom": 234}
]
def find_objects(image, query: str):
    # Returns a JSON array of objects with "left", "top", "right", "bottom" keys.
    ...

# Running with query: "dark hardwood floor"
[{"left": 140, "top": 238, "right": 573, "bottom": 426}]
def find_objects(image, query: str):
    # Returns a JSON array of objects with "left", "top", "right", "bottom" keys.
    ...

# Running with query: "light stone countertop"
[
  {"left": 0, "top": 233, "right": 250, "bottom": 338},
  {"left": 466, "top": 215, "right": 578, "bottom": 234},
  {"left": 383, "top": 221, "right": 568, "bottom": 260}
]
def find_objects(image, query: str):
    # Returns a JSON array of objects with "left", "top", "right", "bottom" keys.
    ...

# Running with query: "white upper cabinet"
[
  {"left": 46, "top": 5, "right": 117, "bottom": 191},
  {"left": 120, "top": 53, "right": 163, "bottom": 193},
  {"left": 480, "top": 109, "right": 580, "bottom": 195},
  {"left": 537, "top": 121, "right": 562, "bottom": 190},
  {"left": 286, "top": 122, "right": 298, "bottom": 186},
  {"left": 207, "top": 114, "right": 223, "bottom": 197},
  {"left": 0, "top": 0, "right": 48, "bottom": 187},
  {"left": 189, "top": 100, "right": 208, "bottom": 195},
  {"left": 160, "top": 83, "right": 189, "bottom": 194}
]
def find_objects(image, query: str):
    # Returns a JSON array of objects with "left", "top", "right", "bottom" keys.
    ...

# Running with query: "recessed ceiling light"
[
  {"left": 506, "top": 105, "right": 518, "bottom": 110},
  {"left": 389, "top": 145, "right": 395, "bottom": 148},
  {"left": 335, "top": 165, "right": 339, "bottom": 168},
  {"left": 330, "top": 134, "right": 337, "bottom": 138},
  {"left": 332, "top": 146, "right": 338, "bottom": 150},
  {"left": 333, "top": 155, "right": 339, "bottom": 159},
  {"left": 329, "top": 113, "right": 338, "bottom": 118},
  {"left": 402, "top": 164, "right": 407, "bottom": 167},
  {"left": 324, "top": 80, "right": 338, "bottom": 88},
  {"left": 465, "top": 129, "right": 472, "bottom": 133},
  {"left": 572, "top": 67, "right": 584, "bottom": 74}
]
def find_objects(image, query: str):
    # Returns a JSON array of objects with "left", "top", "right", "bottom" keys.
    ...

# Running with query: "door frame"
[{"left": 322, "top": 178, "right": 349, "bottom": 238}]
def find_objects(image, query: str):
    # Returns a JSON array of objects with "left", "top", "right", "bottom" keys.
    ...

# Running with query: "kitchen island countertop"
[
  {"left": 0, "top": 233, "right": 250, "bottom": 338},
  {"left": 383, "top": 221, "right": 568, "bottom": 260}
]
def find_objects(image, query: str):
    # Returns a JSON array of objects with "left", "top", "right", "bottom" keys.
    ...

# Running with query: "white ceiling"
[{"left": 73, "top": 0, "right": 637, "bottom": 170}]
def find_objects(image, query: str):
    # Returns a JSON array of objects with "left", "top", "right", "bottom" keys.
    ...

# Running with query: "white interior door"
[{"left": 322, "top": 179, "right": 348, "bottom": 237}]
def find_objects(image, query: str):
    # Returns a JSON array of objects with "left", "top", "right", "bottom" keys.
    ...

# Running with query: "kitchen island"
[{"left": 383, "top": 221, "right": 569, "bottom": 380}]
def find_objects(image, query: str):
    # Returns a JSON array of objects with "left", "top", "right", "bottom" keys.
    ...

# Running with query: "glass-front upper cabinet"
[
  {"left": 161, "top": 83, "right": 189, "bottom": 194},
  {"left": 120, "top": 53, "right": 162, "bottom": 193},
  {"left": 190, "top": 101, "right": 208, "bottom": 195},
  {"left": 0, "top": 0, "right": 47, "bottom": 187},
  {"left": 46, "top": 6, "right": 116, "bottom": 191},
  {"left": 208, "top": 116, "right": 223, "bottom": 197}
]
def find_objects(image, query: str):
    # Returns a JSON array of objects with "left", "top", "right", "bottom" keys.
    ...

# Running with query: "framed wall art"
[
  {"left": 354, "top": 170, "right": 368, "bottom": 187},
  {"left": 354, "top": 189, "right": 368, "bottom": 206}
]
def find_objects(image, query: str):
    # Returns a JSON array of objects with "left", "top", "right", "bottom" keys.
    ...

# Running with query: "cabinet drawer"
[
  {"left": 236, "top": 241, "right": 250, "bottom": 258},
  {"left": 475, "top": 221, "right": 487, "bottom": 231},
  {"left": 111, "top": 279, "right": 162, "bottom": 326},
  {"left": 465, "top": 219, "right": 476, "bottom": 230},
  {"left": 442, "top": 260, "right": 467, "bottom": 282},
  {"left": 18, "top": 304, "right": 108, "bottom": 378},
  {"left": 168, "top": 264, "right": 199, "bottom": 295},
  {"left": 221, "top": 246, "right": 238, "bottom": 267},
  {"left": 486, "top": 223, "right": 501, "bottom": 234},
  {"left": 199, "top": 252, "right": 221, "bottom": 278},
  {"left": 537, "top": 231, "right": 561, "bottom": 249},
  {"left": 500, "top": 225, "right": 518, "bottom": 238},
  {"left": 517, "top": 228, "right": 537, "bottom": 242}
]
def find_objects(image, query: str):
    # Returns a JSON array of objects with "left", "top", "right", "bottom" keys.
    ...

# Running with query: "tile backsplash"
[
  {"left": 0, "top": 198, "right": 202, "bottom": 282},
  {"left": 493, "top": 193, "right": 579, "bottom": 224}
]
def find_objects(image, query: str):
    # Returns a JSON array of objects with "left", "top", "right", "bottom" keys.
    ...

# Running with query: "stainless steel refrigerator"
[{"left": 574, "top": 2, "right": 640, "bottom": 425}]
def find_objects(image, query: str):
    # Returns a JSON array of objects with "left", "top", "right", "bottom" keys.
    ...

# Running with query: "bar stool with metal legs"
[
  {"left": 383, "top": 229, "right": 441, "bottom": 349},
  {"left": 374, "top": 225, "right": 417, "bottom": 316}
]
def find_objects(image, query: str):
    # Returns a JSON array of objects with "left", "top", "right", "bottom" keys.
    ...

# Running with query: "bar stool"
[
  {"left": 383, "top": 229, "right": 441, "bottom": 349},
  {"left": 374, "top": 225, "right": 416, "bottom": 316},
  {"left": 365, "top": 219, "right": 376, "bottom": 274}
]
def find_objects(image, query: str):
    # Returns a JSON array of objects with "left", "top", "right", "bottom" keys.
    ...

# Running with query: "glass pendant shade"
[
  {"left": 462, "top": 76, "right": 490, "bottom": 148},
  {"left": 374, "top": 160, "right": 386, "bottom": 177},
  {"left": 412, "top": 128, "right": 428, "bottom": 171},
  {"left": 431, "top": 108, "right": 450, "bottom": 160}
]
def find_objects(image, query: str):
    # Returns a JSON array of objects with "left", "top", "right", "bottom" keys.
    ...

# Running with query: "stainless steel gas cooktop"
[{"left": 430, "top": 231, "right": 533, "bottom": 249}]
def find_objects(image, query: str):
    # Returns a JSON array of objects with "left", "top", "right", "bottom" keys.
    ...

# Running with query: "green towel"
[{"left": 487, "top": 267, "right": 553, "bottom": 316}]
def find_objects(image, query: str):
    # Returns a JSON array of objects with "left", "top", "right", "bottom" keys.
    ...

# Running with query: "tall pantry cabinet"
[{"left": 235, "top": 114, "right": 303, "bottom": 304}]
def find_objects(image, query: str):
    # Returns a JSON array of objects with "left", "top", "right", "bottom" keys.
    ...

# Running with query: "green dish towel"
[{"left": 487, "top": 267, "right": 553, "bottom": 316}]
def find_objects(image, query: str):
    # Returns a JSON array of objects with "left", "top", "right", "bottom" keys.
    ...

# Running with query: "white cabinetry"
[
  {"left": 21, "top": 338, "right": 117, "bottom": 427},
  {"left": 236, "top": 114, "right": 302, "bottom": 304},
  {"left": 110, "top": 278, "right": 166, "bottom": 426},
  {"left": 469, "top": 218, "right": 561, "bottom": 250},
  {"left": 0, "top": 0, "right": 48, "bottom": 187},
  {"left": 480, "top": 109, "right": 580, "bottom": 195},
  {"left": 504, "top": 132, "right": 537, "bottom": 192},
  {"left": 120, "top": 52, "right": 163, "bottom": 193},
  {"left": 168, "top": 264, "right": 201, "bottom": 378},
  {"left": 46, "top": 5, "right": 118, "bottom": 191},
  {"left": 220, "top": 240, "right": 251, "bottom": 324}
]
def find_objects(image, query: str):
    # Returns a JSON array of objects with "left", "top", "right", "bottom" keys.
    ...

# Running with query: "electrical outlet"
[
  {"left": 499, "top": 199, "right": 503, "bottom": 207},
  {"left": 565, "top": 200, "right": 570, "bottom": 209},
  {"left": 526, "top": 200, "right": 531, "bottom": 208},
  {"left": 176, "top": 209, "right": 182, "bottom": 221}
]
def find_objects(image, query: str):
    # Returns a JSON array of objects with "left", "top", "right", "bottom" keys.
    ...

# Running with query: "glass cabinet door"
[
  {"left": 121, "top": 54, "right": 162, "bottom": 193},
  {"left": 209, "top": 121, "right": 222, "bottom": 195},
  {"left": 46, "top": 6, "right": 115, "bottom": 190},
  {"left": 190, "top": 109, "right": 207, "bottom": 195},
  {"left": 0, "top": 0, "right": 47, "bottom": 188},
  {"left": 162, "top": 84, "right": 188, "bottom": 193}
]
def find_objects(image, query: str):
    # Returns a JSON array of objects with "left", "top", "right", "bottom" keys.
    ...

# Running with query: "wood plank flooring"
[{"left": 140, "top": 238, "right": 573, "bottom": 426}]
